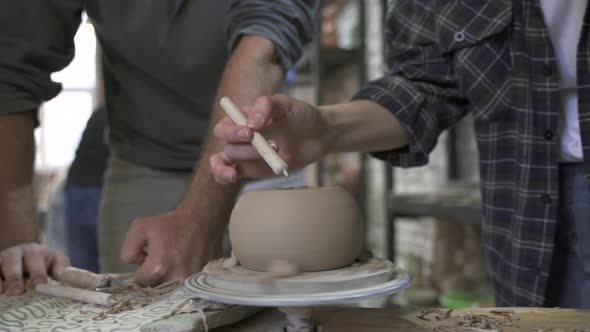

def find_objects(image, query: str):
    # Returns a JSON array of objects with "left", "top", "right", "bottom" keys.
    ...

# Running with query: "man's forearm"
[
  {"left": 319, "top": 100, "right": 409, "bottom": 155},
  {"left": 177, "top": 35, "right": 284, "bottom": 230},
  {"left": 0, "top": 112, "right": 37, "bottom": 249}
]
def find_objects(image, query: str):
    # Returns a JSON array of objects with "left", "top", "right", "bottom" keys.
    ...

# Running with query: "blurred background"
[{"left": 35, "top": 1, "right": 489, "bottom": 310}]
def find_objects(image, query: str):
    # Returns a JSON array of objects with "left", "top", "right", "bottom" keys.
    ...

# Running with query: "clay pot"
[{"left": 229, "top": 187, "right": 364, "bottom": 272}]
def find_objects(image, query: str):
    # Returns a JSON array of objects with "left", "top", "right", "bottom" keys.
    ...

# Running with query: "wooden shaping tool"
[
  {"left": 36, "top": 283, "right": 113, "bottom": 306},
  {"left": 56, "top": 267, "right": 111, "bottom": 289},
  {"left": 220, "top": 97, "right": 289, "bottom": 177},
  {"left": 32, "top": 267, "right": 131, "bottom": 306}
]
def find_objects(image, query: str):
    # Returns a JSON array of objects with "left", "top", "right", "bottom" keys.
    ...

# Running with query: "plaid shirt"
[{"left": 354, "top": 0, "right": 590, "bottom": 306}]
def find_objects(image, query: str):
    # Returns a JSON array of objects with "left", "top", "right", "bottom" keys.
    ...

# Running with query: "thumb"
[
  {"left": 133, "top": 245, "right": 169, "bottom": 286},
  {"left": 210, "top": 152, "right": 238, "bottom": 184},
  {"left": 120, "top": 221, "right": 148, "bottom": 265}
]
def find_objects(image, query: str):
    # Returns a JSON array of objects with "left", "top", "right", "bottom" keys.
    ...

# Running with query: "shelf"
[
  {"left": 321, "top": 47, "right": 363, "bottom": 67},
  {"left": 294, "top": 47, "right": 363, "bottom": 75},
  {"left": 391, "top": 191, "right": 482, "bottom": 224}
]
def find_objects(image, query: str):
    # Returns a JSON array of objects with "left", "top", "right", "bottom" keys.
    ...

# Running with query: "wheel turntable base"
[{"left": 185, "top": 257, "right": 410, "bottom": 307}]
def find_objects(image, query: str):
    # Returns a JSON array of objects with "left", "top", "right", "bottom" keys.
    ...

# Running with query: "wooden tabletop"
[
  {"left": 217, "top": 307, "right": 590, "bottom": 332},
  {"left": 4, "top": 288, "right": 589, "bottom": 331}
]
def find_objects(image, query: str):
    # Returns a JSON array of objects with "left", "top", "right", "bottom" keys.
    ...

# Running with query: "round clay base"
[{"left": 185, "top": 258, "right": 411, "bottom": 307}]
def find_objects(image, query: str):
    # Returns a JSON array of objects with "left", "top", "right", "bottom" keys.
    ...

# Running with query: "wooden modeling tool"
[
  {"left": 36, "top": 283, "right": 113, "bottom": 306},
  {"left": 57, "top": 267, "right": 111, "bottom": 289},
  {"left": 220, "top": 97, "right": 289, "bottom": 177},
  {"left": 32, "top": 267, "right": 131, "bottom": 306}
]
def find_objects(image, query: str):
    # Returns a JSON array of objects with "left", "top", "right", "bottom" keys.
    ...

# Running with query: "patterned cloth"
[
  {"left": 354, "top": 0, "right": 590, "bottom": 306},
  {"left": 0, "top": 287, "right": 257, "bottom": 332}
]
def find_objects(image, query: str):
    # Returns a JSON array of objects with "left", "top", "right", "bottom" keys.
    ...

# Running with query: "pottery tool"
[
  {"left": 36, "top": 283, "right": 114, "bottom": 306},
  {"left": 219, "top": 96, "right": 289, "bottom": 177},
  {"left": 186, "top": 257, "right": 411, "bottom": 332},
  {"left": 56, "top": 267, "right": 112, "bottom": 289},
  {"left": 33, "top": 268, "right": 135, "bottom": 306},
  {"left": 54, "top": 267, "right": 132, "bottom": 292}
]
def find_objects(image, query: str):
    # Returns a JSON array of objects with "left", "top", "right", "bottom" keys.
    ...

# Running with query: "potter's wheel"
[{"left": 185, "top": 257, "right": 410, "bottom": 307}]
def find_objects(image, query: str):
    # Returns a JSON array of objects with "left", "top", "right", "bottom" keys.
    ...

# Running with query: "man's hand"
[
  {"left": 211, "top": 94, "right": 328, "bottom": 183},
  {"left": 120, "top": 210, "right": 222, "bottom": 286},
  {"left": 119, "top": 35, "right": 285, "bottom": 285},
  {"left": 0, "top": 244, "right": 70, "bottom": 296}
]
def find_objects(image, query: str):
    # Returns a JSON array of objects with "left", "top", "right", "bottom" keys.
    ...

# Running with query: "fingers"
[
  {"left": 120, "top": 221, "right": 148, "bottom": 265},
  {"left": 132, "top": 240, "right": 170, "bottom": 286},
  {"left": 119, "top": 218, "right": 165, "bottom": 286},
  {"left": 224, "top": 144, "right": 265, "bottom": 161},
  {"left": 210, "top": 152, "right": 238, "bottom": 184},
  {"left": 22, "top": 244, "right": 49, "bottom": 288},
  {"left": 49, "top": 250, "right": 71, "bottom": 280},
  {"left": 0, "top": 245, "right": 70, "bottom": 295},
  {"left": 223, "top": 138, "right": 279, "bottom": 161},
  {"left": 215, "top": 94, "right": 294, "bottom": 141},
  {"left": 210, "top": 142, "right": 280, "bottom": 183},
  {"left": 133, "top": 257, "right": 169, "bottom": 286},
  {"left": 123, "top": 223, "right": 167, "bottom": 286},
  {"left": 246, "top": 95, "right": 293, "bottom": 130},
  {"left": 213, "top": 119, "right": 253, "bottom": 144},
  {"left": 0, "top": 247, "right": 24, "bottom": 296}
]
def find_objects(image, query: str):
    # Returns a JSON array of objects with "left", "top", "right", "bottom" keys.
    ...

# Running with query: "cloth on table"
[{"left": 0, "top": 286, "right": 258, "bottom": 332}]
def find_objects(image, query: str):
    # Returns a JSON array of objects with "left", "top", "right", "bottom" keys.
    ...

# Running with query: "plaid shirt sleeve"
[
  {"left": 353, "top": 0, "right": 470, "bottom": 167},
  {"left": 353, "top": 0, "right": 513, "bottom": 167}
]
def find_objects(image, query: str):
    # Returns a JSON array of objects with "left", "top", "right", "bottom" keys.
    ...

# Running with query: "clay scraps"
[
  {"left": 417, "top": 309, "right": 518, "bottom": 332},
  {"left": 533, "top": 330, "right": 590, "bottom": 332},
  {"left": 92, "top": 280, "right": 180, "bottom": 320}
]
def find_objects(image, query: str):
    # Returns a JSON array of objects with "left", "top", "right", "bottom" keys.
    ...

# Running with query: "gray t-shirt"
[{"left": 0, "top": 0, "right": 315, "bottom": 170}]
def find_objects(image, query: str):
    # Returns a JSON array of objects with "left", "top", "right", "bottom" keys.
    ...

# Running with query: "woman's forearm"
[{"left": 319, "top": 100, "right": 409, "bottom": 155}]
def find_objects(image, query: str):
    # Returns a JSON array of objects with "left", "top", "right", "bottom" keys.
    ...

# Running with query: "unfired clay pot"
[{"left": 229, "top": 187, "right": 364, "bottom": 272}]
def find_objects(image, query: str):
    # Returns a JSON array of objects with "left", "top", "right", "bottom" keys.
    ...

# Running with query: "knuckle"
[
  {"left": 209, "top": 155, "right": 218, "bottom": 168},
  {"left": 213, "top": 124, "right": 224, "bottom": 138},
  {"left": 4, "top": 268, "right": 20, "bottom": 279},
  {"left": 56, "top": 251, "right": 69, "bottom": 264},
  {"left": 21, "top": 246, "right": 34, "bottom": 257},
  {"left": 231, "top": 131, "right": 243, "bottom": 142},
  {"left": 129, "top": 219, "right": 145, "bottom": 231},
  {"left": 119, "top": 250, "right": 130, "bottom": 262},
  {"left": 151, "top": 265, "right": 168, "bottom": 280},
  {"left": 212, "top": 163, "right": 224, "bottom": 175}
]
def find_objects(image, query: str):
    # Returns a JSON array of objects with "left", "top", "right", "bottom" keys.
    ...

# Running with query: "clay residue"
[
  {"left": 92, "top": 280, "right": 180, "bottom": 320},
  {"left": 243, "top": 186, "right": 345, "bottom": 193},
  {"left": 264, "top": 259, "right": 301, "bottom": 279},
  {"left": 534, "top": 330, "right": 590, "bottom": 332},
  {"left": 417, "top": 309, "right": 518, "bottom": 332}
]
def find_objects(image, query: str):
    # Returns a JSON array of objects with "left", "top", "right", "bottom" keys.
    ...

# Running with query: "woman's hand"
[{"left": 211, "top": 94, "right": 328, "bottom": 183}]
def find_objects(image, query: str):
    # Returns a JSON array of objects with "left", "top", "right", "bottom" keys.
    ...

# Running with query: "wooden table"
[
  {"left": 217, "top": 307, "right": 590, "bottom": 332},
  {"left": 3, "top": 288, "right": 590, "bottom": 331}
]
